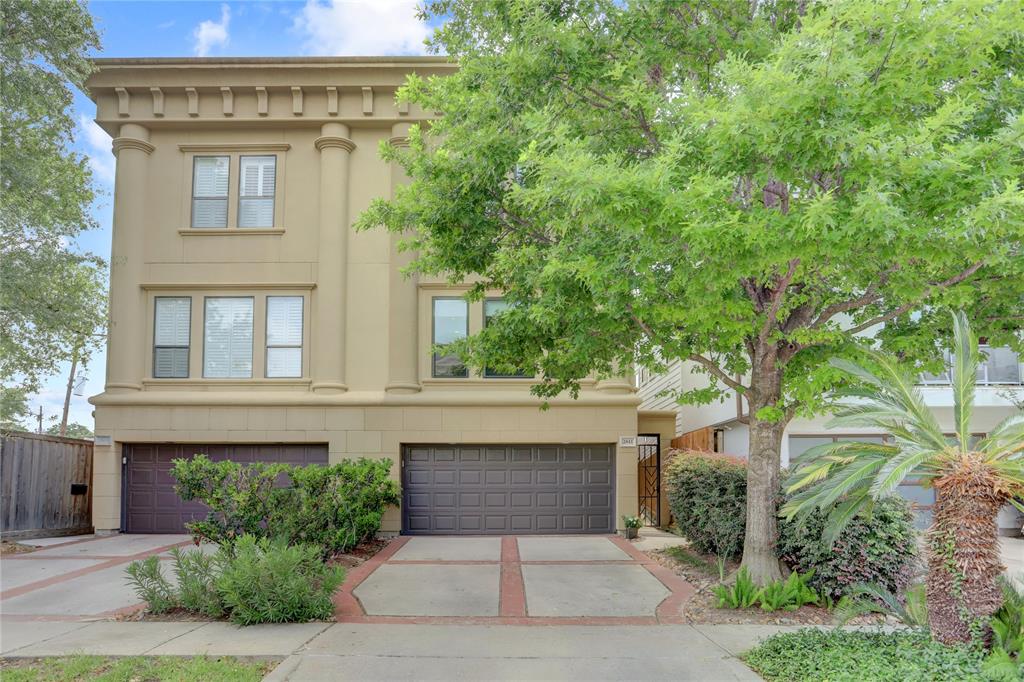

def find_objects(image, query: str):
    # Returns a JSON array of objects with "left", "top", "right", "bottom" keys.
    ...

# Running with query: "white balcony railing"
[{"left": 920, "top": 346, "right": 1023, "bottom": 386}]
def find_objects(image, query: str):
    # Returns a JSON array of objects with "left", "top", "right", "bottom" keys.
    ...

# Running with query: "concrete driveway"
[
  {"left": 336, "top": 535, "right": 695, "bottom": 625},
  {"left": 0, "top": 533, "right": 192, "bottom": 620}
]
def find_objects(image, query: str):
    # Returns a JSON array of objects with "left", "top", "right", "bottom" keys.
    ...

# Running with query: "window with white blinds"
[
  {"left": 192, "top": 156, "right": 229, "bottom": 228},
  {"left": 238, "top": 156, "right": 276, "bottom": 228},
  {"left": 203, "top": 297, "right": 253, "bottom": 378},
  {"left": 153, "top": 297, "right": 190, "bottom": 378},
  {"left": 265, "top": 296, "right": 303, "bottom": 378}
]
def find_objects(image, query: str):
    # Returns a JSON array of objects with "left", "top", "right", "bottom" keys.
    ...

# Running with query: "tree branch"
[
  {"left": 759, "top": 258, "right": 800, "bottom": 343},
  {"left": 688, "top": 353, "right": 748, "bottom": 394}
]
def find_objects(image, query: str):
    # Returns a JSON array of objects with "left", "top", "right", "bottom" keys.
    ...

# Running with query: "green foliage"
[
  {"left": 0, "top": 654, "right": 270, "bottom": 682},
  {"left": 758, "top": 571, "right": 820, "bottom": 612},
  {"left": 621, "top": 515, "right": 642, "bottom": 529},
  {"left": 0, "top": 386, "right": 30, "bottom": 430},
  {"left": 984, "top": 579, "right": 1024, "bottom": 680},
  {"left": 713, "top": 567, "right": 760, "bottom": 609},
  {"left": 44, "top": 422, "right": 93, "bottom": 439},
  {"left": 834, "top": 582, "right": 930, "bottom": 629},
  {"left": 744, "top": 629, "right": 987, "bottom": 682},
  {"left": 1, "top": 0, "right": 107, "bottom": 398},
  {"left": 214, "top": 536, "right": 344, "bottom": 626},
  {"left": 171, "top": 455, "right": 399, "bottom": 555},
  {"left": 662, "top": 545, "right": 719, "bottom": 577},
  {"left": 778, "top": 496, "right": 918, "bottom": 600},
  {"left": 169, "top": 547, "right": 225, "bottom": 618},
  {"left": 124, "top": 556, "right": 176, "bottom": 614},
  {"left": 664, "top": 453, "right": 747, "bottom": 560}
]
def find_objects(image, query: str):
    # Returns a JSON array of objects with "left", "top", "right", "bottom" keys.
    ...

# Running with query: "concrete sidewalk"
[{"left": 1, "top": 620, "right": 788, "bottom": 681}]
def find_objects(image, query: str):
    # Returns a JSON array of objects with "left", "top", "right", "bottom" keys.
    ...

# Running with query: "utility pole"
[
  {"left": 60, "top": 342, "right": 81, "bottom": 437},
  {"left": 36, "top": 405, "right": 43, "bottom": 434}
]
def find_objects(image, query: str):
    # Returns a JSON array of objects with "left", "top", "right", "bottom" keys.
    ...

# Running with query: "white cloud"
[
  {"left": 294, "top": 0, "right": 429, "bottom": 56},
  {"left": 157, "top": 19, "right": 175, "bottom": 30},
  {"left": 77, "top": 114, "right": 114, "bottom": 186},
  {"left": 193, "top": 4, "right": 230, "bottom": 57}
]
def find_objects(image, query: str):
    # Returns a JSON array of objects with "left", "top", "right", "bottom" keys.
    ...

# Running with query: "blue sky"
[{"left": 35, "top": 1, "right": 435, "bottom": 431}]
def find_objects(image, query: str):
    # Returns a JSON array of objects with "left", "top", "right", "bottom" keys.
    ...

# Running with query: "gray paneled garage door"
[
  {"left": 123, "top": 443, "right": 328, "bottom": 533},
  {"left": 402, "top": 444, "right": 615, "bottom": 535}
]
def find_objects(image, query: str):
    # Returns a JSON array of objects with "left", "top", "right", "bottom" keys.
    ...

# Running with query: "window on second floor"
[
  {"left": 153, "top": 297, "right": 190, "bottom": 378},
  {"left": 204, "top": 297, "right": 253, "bottom": 378},
  {"left": 238, "top": 156, "right": 276, "bottom": 228},
  {"left": 483, "top": 298, "right": 531, "bottom": 378},
  {"left": 432, "top": 298, "right": 468, "bottom": 378},
  {"left": 191, "top": 156, "right": 229, "bottom": 228},
  {"left": 265, "top": 296, "right": 302, "bottom": 378},
  {"left": 920, "top": 346, "right": 1022, "bottom": 385}
]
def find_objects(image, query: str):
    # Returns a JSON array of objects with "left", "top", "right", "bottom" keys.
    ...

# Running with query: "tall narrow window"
[
  {"left": 266, "top": 296, "right": 303, "bottom": 378},
  {"left": 204, "top": 297, "right": 253, "bottom": 378},
  {"left": 484, "top": 298, "right": 530, "bottom": 378},
  {"left": 238, "top": 156, "right": 276, "bottom": 228},
  {"left": 153, "top": 297, "right": 190, "bottom": 378},
  {"left": 432, "top": 298, "right": 468, "bottom": 378},
  {"left": 191, "top": 156, "right": 229, "bottom": 228}
]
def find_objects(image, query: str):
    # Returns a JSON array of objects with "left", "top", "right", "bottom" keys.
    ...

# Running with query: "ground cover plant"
[
  {"left": 743, "top": 629, "right": 987, "bottom": 682},
  {"left": 0, "top": 654, "right": 273, "bottom": 682}
]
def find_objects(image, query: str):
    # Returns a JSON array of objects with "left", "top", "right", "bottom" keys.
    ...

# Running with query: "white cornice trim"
[
  {"left": 140, "top": 282, "right": 316, "bottom": 291},
  {"left": 178, "top": 143, "right": 290, "bottom": 152}
]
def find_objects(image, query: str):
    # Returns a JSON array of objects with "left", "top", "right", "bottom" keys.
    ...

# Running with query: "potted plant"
[{"left": 622, "top": 515, "right": 642, "bottom": 539}]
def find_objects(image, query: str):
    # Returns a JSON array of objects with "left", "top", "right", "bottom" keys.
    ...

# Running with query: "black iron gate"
[{"left": 637, "top": 434, "right": 660, "bottom": 526}]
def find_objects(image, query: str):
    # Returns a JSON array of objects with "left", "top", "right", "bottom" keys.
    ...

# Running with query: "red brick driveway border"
[{"left": 333, "top": 535, "right": 695, "bottom": 626}]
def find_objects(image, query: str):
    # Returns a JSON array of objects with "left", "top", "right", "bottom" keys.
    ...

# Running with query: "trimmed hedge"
[{"left": 664, "top": 450, "right": 918, "bottom": 599}]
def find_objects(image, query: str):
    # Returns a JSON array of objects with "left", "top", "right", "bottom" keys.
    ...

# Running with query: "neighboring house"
[
  {"left": 638, "top": 350, "right": 1024, "bottom": 533},
  {"left": 86, "top": 57, "right": 673, "bottom": 536}
]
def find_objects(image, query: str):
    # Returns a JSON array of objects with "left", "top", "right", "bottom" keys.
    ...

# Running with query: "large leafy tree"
[
  {"left": 359, "top": 0, "right": 1024, "bottom": 582},
  {"left": 784, "top": 313, "right": 1024, "bottom": 644},
  {"left": 0, "top": 0, "right": 107, "bottom": 423}
]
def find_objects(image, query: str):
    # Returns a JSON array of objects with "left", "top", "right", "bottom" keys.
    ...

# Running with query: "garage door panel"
[
  {"left": 402, "top": 444, "right": 614, "bottom": 535},
  {"left": 124, "top": 443, "right": 328, "bottom": 533}
]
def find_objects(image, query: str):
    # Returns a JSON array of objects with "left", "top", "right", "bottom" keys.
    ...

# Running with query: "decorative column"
[
  {"left": 385, "top": 123, "right": 421, "bottom": 393},
  {"left": 312, "top": 123, "right": 355, "bottom": 393},
  {"left": 105, "top": 123, "right": 154, "bottom": 392}
]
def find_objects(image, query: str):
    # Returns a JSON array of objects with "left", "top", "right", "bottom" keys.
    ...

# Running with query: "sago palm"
[{"left": 783, "top": 312, "right": 1024, "bottom": 644}]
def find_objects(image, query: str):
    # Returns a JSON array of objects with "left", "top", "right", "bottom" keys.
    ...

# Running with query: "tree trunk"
[
  {"left": 926, "top": 461, "right": 1006, "bottom": 644},
  {"left": 739, "top": 352, "right": 787, "bottom": 584}
]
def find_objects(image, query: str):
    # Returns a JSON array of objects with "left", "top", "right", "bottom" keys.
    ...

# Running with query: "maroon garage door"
[{"left": 123, "top": 444, "right": 328, "bottom": 533}]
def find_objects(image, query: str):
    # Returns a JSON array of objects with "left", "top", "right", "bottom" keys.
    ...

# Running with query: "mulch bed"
[
  {"left": 648, "top": 544, "right": 884, "bottom": 626},
  {"left": 0, "top": 540, "right": 35, "bottom": 555}
]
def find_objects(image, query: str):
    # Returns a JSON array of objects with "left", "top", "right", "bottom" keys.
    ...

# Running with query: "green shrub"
[
  {"left": 664, "top": 451, "right": 747, "bottom": 559},
  {"left": 778, "top": 495, "right": 917, "bottom": 600},
  {"left": 757, "top": 571, "right": 820, "bottom": 612},
  {"left": 169, "top": 547, "right": 224, "bottom": 618},
  {"left": 713, "top": 567, "right": 760, "bottom": 609},
  {"left": 270, "top": 458, "right": 400, "bottom": 555},
  {"left": 172, "top": 455, "right": 400, "bottom": 555},
  {"left": 744, "top": 628, "right": 986, "bottom": 682},
  {"left": 834, "top": 582, "right": 929, "bottom": 628},
  {"left": 985, "top": 578, "right": 1024, "bottom": 681},
  {"left": 124, "top": 555, "right": 176, "bottom": 613},
  {"left": 215, "top": 536, "right": 345, "bottom": 625}
]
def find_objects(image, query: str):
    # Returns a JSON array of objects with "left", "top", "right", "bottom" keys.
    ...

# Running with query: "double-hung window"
[
  {"left": 483, "top": 298, "right": 531, "bottom": 378},
  {"left": 265, "top": 296, "right": 303, "bottom": 378},
  {"left": 238, "top": 156, "right": 276, "bottom": 228},
  {"left": 203, "top": 297, "right": 253, "bottom": 378},
  {"left": 432, "top": 298, "right": 468, "bottom": 378},
  {"left": 191, "top": 156, "right": 229, "bottom": 228},
  {"left": 153, "top": 297, "right": 190, "bottom": 378}
]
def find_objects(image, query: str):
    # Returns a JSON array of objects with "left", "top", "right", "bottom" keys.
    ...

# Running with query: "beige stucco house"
[{"left": 86, "top": 57, "right": 673, "bottom": 536}]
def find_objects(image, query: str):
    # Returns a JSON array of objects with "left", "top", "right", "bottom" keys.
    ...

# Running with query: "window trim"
[
  {"left": 431, "top": 296, "right": 469, "bottom": 378},
  {"left": 152, "top": 296, "right": 191, "bottom": 379},
  {"left": 202, "top": 295, "right": 255, "bottom": 379},
  {"left": 237, "top": 154, "right": 277, "bottom": 229},
  {"left": 264, "top": 295, "right": 303, "bottom": 378},
  {"left": 190, "top": 155, "right": 230, "bottom": 229},
  {"left": 483, "top": 297, "right": 531, "bottom": 379}
]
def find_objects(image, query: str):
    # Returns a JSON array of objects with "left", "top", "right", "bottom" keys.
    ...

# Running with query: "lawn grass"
[
  {"left": 743, "top": 628, "right": 987, "bottom": 682},
  {"left": 0, "top": 655, "right": 275, "bottom": 681},
  {"left": 662, "top": 545, "right": 719, "bottom": 575}
]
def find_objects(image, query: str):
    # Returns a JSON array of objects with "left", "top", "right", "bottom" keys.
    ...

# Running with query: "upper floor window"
[
  {"left": 483, "top": 298, "right": 530, "bottom": 378},
  {"left": 153, "top": 297, "right": 190, "bottom": 378},
  {"left": 238, "top": 156, "right": 276, "bottom": 228},
  {"left": 266, "top": 296, "right": 302, "bottom": 378},
  {"left": 432, "top": 298, "right": 468, "bottom": 378},
  {"left": 204, "top": 297, "right": 253, "bottom": 378},
  {"left": 191, "top": 156, "right": 229, "bottom": 228},
  {"left": 920, "top": 346, "right": 1022, "bottom": 386}
]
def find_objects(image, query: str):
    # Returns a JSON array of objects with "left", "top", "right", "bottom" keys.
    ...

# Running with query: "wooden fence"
[{"left": 1, "top": 431, "right": 94, "bottom": 539}]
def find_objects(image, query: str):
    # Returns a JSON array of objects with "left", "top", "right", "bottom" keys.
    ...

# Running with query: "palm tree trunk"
[{"left": 926, "top": 465, "right": 1006, "bottom": 644}]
